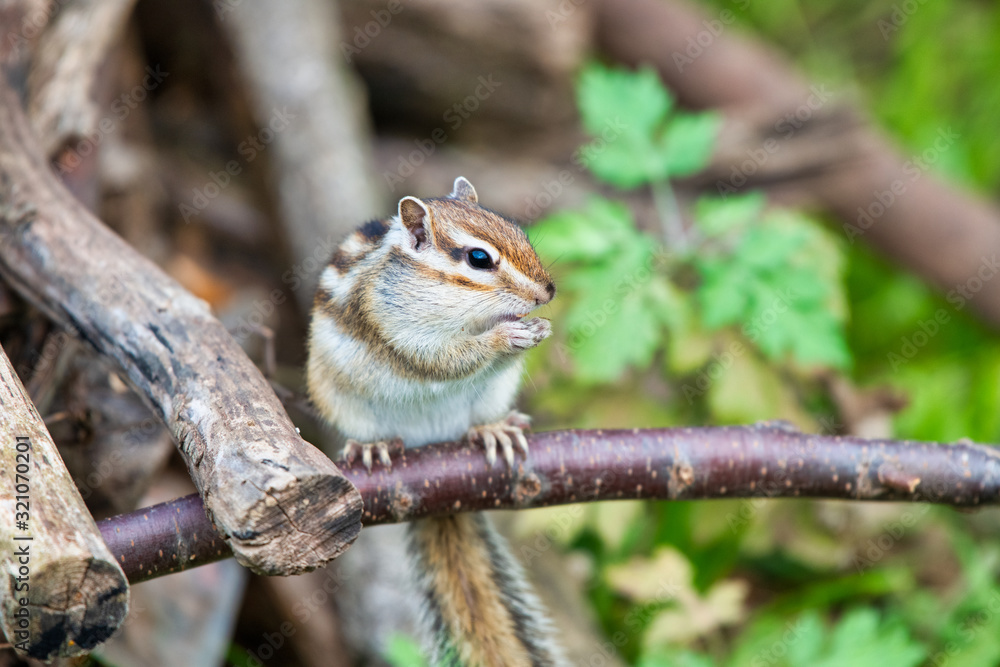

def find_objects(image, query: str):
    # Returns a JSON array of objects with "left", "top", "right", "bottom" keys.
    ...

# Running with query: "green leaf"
[
  {"left": 659, "top": 111, "right": 722, "bottom": 177},
  {"left": 695, "top": 192, "right": 766, "bottom": 238},
  {"left": 530, "top": 197, "right": 638, "bottom": 264},
  {"left": 563, "top": 238, "right": 665, "bottom": 382},
  {"left": 811, "top": 608, "right": 925, "bottom": 667},
  {"left": 577, "top": 63, "right": 673, "bottom": 141},
  {"left": 382, "top": 634, "right": 427, "bottom": 667},
  {"left": 694, "top": 204, "right": 851, "bottom": 370},
  {"left": 575, "top": 63, "right": 719, "bottom": 187}
]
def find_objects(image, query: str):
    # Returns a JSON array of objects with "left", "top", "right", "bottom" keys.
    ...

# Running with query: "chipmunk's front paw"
[
  {"left": 340, "top": 438, "right": 404, "bottom": 473},
  {"left": 500, "top": 317, "right": 551, "bottom": 351},
  {"left": 466, "top": 410, "right": 532, "bottom": 469}
]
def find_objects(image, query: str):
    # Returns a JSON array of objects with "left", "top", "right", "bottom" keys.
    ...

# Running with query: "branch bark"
[
  {"left": 0, "top": 344, "right": 129, "bottom": 660},
  {"left": 97, "top": 425, "right": 1000, "bottom": 583},
  {"left": 0, "top": 72, "right": 363, "bottom": 576}
]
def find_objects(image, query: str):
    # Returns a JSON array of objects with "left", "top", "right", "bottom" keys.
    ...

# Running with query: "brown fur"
[
  {"left": 317, "top": 275, "right": 499, "bottom": 385},
  {"left": 413, "top": 516, "right": 534, "bottom": 667},
  {"left": 425, "top": 198, "right": 551, "bottom": 286}
]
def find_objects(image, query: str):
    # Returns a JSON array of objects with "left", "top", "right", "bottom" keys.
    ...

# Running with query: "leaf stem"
[{"left": 651, "top": 180, "right": 688, "bottom": 253}]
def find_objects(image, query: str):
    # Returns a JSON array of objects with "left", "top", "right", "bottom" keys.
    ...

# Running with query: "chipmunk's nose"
[{"left": 535, "top": 282, "right": 556, "bottom": 305}]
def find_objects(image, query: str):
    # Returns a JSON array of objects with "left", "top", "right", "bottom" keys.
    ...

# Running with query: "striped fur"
[
  {"left": 306, "top": 177, "right": 565, "bottom": 665},
  {"left": 408, "top": 514, "right": 566, "bottom": 667}
]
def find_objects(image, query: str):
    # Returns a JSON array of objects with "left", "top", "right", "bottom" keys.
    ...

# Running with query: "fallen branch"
[
  {"left": 0, "top": 344, "right": 128, "bottom": 660},
  {"left": 98, "top": 425, "right": 1000, "bottom": 583},
  {"left": 0, "top": 72, "right": 363, "bottom": 576},
  {"left": 218, "top": 0, "right": 383, "bottom": 310}
]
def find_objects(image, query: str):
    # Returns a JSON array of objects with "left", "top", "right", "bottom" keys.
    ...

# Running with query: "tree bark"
[
  {"left": 0, "top": 344, "right": 129, "bottom": 660},
  {"left": 0, "top": 73, "right": 363, "bottom": 576}
]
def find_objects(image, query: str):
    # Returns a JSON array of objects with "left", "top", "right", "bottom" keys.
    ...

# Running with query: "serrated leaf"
[
  {"left": 575, "top": 63, "right": 718, "bottom": 188},
  {"left": 812, "top": 608, "right": 925, "bottom": 667},
  {"left": 658, "top": 111, "right": 722, "bottom": 177},
  {"left": 695, "top": 192, "right": 766, "bottom": 237},
  {"left": 528, "top": 210, "right": 614, "bottom": 263},
  {"left": 530, "top": 197, "right": 637, "bottom": 263},
  {"left": 569, "top": 281, "right": 663, "bottom": 382},
  {"left": 577, "top": 63, "right": 672, "bottom": 141},
  {"left": 695, "top": 204, "right": 851, "bottom": 370}
]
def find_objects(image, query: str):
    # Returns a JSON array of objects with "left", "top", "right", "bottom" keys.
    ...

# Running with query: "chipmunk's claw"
[
  {"left": 466, "top": 410, "right": 532, "bottom": 469},
  {"left": 340, "top": 438, "right": 403, "bottom": 473}
]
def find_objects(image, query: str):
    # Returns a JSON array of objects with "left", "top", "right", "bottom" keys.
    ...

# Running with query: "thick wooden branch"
[
  {"left": 0, "top": 345, "right": 128, "bottom": 660},
  {"left": 97, "top": 425, "right": 1000, "bottom": 583},
  {"left": 0, "top": 73, "right": 363, "bottom": 575}
]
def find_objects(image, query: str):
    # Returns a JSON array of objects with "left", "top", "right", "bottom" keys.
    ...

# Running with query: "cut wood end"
[
  {"left": 216, "top": 474, "right": 364, "bottom": 576},
  {"left": 5, "top": 558, "right": 128, "bottom": 660}
]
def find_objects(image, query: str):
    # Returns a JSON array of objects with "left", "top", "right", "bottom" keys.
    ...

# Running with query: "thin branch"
[{"left": 98, "top": 425, "right": 1000, "bottom": 583}]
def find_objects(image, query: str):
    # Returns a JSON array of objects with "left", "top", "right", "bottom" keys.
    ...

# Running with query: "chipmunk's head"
[{"left": 393, "top": 177, "right": 555, "bottom": 331}]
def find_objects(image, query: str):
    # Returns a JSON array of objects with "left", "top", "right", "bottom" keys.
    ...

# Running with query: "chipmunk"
[{"left": 306, "top": 177, "right": 566, "bottom": 666}]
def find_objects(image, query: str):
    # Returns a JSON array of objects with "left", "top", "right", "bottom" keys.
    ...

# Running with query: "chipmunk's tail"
[{"left": 407, "top": 513, "right": 567, "bottom": 667}]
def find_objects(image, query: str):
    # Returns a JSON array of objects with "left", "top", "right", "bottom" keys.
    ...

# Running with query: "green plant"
[{"left": 529, "top": 63, "right": 849, "bottom": 430}]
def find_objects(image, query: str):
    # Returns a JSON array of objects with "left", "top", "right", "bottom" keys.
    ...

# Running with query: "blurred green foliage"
[{"left": 517, "top": 4, "right": 1000, "bottom": 662}]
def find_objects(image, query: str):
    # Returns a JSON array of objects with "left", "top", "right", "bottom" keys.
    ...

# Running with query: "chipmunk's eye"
[{"left": 467, "top": 248, "right": 494, "bottom": 270}]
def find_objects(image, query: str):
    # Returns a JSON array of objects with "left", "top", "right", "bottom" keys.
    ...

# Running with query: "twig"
[{"left": 97, "top": 425, "right": 1000, "bottom": 583}]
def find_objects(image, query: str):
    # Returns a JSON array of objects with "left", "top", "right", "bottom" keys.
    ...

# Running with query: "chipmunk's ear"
[
  {"left": 449, "top": 176, "right": 478, "bottom": 203},
  {"left": 399, "top": 196, "right": 434, "bottom": 251}
]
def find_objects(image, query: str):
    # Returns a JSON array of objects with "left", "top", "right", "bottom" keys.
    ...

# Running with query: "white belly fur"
[{"left": 309, "top": 319, "right": 523, "bottom": 447}]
